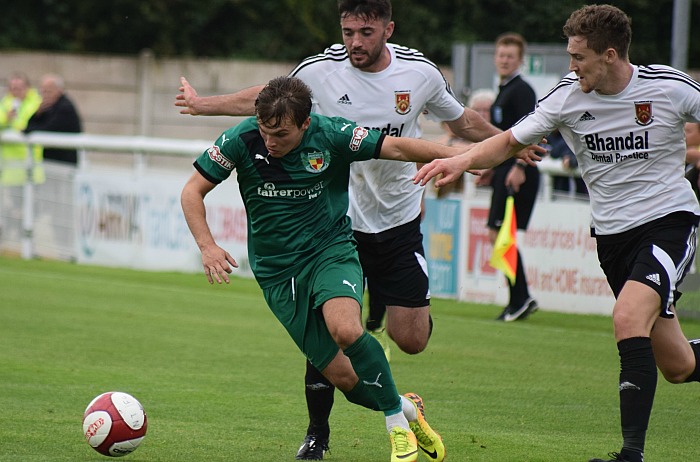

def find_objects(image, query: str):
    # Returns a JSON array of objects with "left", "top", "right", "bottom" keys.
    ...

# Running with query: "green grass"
[{"left": 1, "top": 255, "right": 699, "bottom": 461}]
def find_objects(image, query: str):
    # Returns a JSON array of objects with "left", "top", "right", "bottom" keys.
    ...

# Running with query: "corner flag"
[{"left": 489, "top": 194, "right": 518, "bottom": 284}]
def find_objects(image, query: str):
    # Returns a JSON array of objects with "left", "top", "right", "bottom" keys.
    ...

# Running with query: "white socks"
[
  {"left": 384, "top": 395, "right": 417, "bottom": 433},
  {"left": 385, "top": 411, "right": 410, "bottom": 433},
  {"left": 401, "top": 394, "right": 418, "bottom": 422}
]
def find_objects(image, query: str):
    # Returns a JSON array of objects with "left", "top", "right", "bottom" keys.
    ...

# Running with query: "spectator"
[
  {"left": 488, "top": 32, "right": 539, "bottom": 322},
  {"left": 467, "top": 88, "right": 496, "bottom": 123},
  {"left": 25, "top": 73, "right": 82, "bottom": 165},
  {"left": 466, "top": 89, "right": 498, "bottom": 190},
  {"left": 0, "top": 72, "right": 43, "bottom": 185}
]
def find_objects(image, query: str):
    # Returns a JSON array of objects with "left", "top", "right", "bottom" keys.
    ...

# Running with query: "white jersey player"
[
  {"left": 416, "top": 5, "right": 700, "bottom": 462},
  {"left": 518, "top": 65, "right": 700, "bottom": 235},
  {"left": 290, "top": 42, "right": 463, "bottom": 235}
]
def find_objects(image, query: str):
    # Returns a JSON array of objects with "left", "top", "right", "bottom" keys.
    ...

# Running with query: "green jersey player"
[{"left": 181, "top": 76, "right": 540, "bottom": 461}]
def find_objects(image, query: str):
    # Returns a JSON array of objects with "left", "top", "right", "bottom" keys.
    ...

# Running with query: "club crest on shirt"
[
  {"left": 395, "top": 91, "right": 412, "bottom": 115},
  {"left": 303, "top": 150, "right": 330, "bottom": 173},
  {"left": 634, "top": 101, "right": 654, "bottom": 126}
]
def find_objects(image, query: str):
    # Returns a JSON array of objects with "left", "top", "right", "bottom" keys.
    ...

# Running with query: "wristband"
[{"left": 514, "top": 162, "right": 527, "bottom": 170}]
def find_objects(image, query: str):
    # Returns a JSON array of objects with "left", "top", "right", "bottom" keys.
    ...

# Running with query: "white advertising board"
[{"left": 74, "top": 169, "right": 251, "bottom": 277}]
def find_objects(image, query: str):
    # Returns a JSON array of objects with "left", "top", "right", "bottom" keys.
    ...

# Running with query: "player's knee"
[
  {"left": 612, "top": 309, "right": 645, "bottom": 341},
  {"left": 660, "top": 367, "right": 690, "bottom": 384},
  {"left": 398, "top": 342, "right": 427, "bottom": 355},
  {"left": 658, "top": 358, "right": 695, "bottom": 384},
  {"left": 330, "top": 327, "right": 364, "bottom": 350},
  {"left": 331, "top": 374, "right": 359, "bottom": 392},
  {"left": 612, "top": 310, "right": 633, "bottom": 332},
  {"left": 390, "top": 331, "right": 429, "bottom": 354}
]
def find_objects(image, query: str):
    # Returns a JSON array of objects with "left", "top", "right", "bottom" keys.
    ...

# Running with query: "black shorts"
[
  {"left": 596, "top": 211, "right": 699, "bottom": 318},
  {"left": 487, "top": 161, "right": 540, "bottom": 230},
  {"left": 354, "top": 215, "right": 430, "bottom": 308}
]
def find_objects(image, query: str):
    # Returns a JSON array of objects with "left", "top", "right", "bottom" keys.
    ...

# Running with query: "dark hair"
[
  {"left": 563, "top": 4, "right": 632, "bottom": 59},
  {"left": 337, "top": 0, "right": 391, "bottom": 23},
  {"left": 495, "top": 32, "right": 527, "bottom": 60},
  {"left": 254, "top": 76, "right": 312, "bottom": 129}
]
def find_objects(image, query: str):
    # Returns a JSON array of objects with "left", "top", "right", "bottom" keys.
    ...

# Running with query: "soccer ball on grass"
[{"left": 82, "top": 391, "right": 148, "bottom": 457}]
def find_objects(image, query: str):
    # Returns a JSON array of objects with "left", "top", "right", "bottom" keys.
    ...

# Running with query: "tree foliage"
[{"left": 2, "top": 0, "right": 699, "bottom": 67}]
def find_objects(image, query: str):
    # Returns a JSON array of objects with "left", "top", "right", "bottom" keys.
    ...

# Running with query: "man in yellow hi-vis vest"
[{"left": 0, "top": 72, "right": 43, "bottom": 185}]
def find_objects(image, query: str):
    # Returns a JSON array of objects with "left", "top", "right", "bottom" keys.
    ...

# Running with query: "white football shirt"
[
  {"left": 290, "top": 43, "right": 464, "bottom": 234},
  {"left": 511, "top": 65, "right": 700, "bottom": 235}
]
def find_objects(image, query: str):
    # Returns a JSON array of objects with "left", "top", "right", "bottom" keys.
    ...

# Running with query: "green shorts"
[{"left": 262, "top": 241, "right": 364, "bottom": 371}]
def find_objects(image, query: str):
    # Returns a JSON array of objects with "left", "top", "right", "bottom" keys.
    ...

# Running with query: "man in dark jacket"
[
  {"left": 25, "top": 73, "right": 82, "bottom": 164},
  {"left": 487, "top": 32, "right": 539, "bottom": 321}
]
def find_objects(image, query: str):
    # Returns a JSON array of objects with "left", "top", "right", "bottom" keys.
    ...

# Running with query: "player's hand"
[
  {"left": 514, "top": 144, "right": 545, "bottom": 166},
  {"left": 414, "top": 157, "right": 470, "bottom": 188},
  {"left": 175, "top": 76, "right": 200, "bottom": 115},
  {"left": 200, "top": 244, "right": 238, "bottom": 284}
]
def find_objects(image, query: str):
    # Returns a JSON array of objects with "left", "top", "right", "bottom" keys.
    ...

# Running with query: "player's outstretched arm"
[
  {"left": 414, "top": 130, "right": 543, "bottom": 188},
  {"left": 175, "top": 76, "right": 263, "bottom": 117},
  {"left": 181, "top": 172, "right": 239, "bottom": 284},
  {"left": 378, "top": 135, "right": 464, "bottom": 164}
]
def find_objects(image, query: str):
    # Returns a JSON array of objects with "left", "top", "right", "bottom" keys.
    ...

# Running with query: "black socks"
[
  {"left": 304, "top": 359, "right": 334, "bottom": 437},
  {"left": 617, "top": 337, "right": 656, "bottom": 462}
]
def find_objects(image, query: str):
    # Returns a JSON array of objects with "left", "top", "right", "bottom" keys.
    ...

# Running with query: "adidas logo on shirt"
[
  {"left": 337, "top": 94, "right": 352, "bottom": 105},
  {"left": 645, "top": 273, "right": 661, "bottom": 286},
  {"left": 579, "top": 111, "right": 596, "bottom": 121}
]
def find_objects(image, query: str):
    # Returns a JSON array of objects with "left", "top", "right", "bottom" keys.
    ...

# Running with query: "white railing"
[
  {"left": 0, "top": 129, "right": 211, "bottom": 259},
  {"left": 0, "top": 129, "right": 210, "bottom": 167}
]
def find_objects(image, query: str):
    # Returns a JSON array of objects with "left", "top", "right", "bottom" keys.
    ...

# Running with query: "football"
[{"left": 82, "top": 391, "right": 148, "bottom": 457}]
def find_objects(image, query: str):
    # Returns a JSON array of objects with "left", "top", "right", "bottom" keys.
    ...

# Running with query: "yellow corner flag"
[{"left": 489, "top": 195, "right": 518, "bottom": 284}]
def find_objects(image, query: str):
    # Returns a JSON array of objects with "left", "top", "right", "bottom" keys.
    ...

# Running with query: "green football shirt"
[{"left": 193, "top": 113, "right": 384, "bottom": 288}]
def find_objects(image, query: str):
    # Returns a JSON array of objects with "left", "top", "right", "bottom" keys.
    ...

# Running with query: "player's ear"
[
  {"left": 604, "top": 47, "right": 617, "bottom": 64},
  {"left": 384, "top": 21, "right": 394, "bottom": 40},
  {"left": 301, "top": 117, "right": 311, "bottom": 131}
]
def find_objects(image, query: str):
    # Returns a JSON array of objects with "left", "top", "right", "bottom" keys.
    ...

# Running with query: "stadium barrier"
[
  {"left": 1, "top": 129, "right": 618, "bottom": 314},
  {"left": 0, "top": 129, "right": 255, "bottom": 277}
]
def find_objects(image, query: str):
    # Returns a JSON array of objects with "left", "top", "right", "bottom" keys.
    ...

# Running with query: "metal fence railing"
[{"left": 0, "top": 129, "right": 209, "bottom": 260}]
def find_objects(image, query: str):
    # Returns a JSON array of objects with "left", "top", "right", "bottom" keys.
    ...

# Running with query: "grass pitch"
[{"left": 1, "top": 256, "right": 699, "bottom": 461}]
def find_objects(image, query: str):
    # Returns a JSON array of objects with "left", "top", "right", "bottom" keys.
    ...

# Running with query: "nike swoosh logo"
[
  {"left": 341, "top": 123, "right": 351, "bottom": 131},
  {"left": 396, "top": 449, "right": 419, "bottom": 459},
  {"left": 419, "top": 446, "right": 439, "bottom": 459}
]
